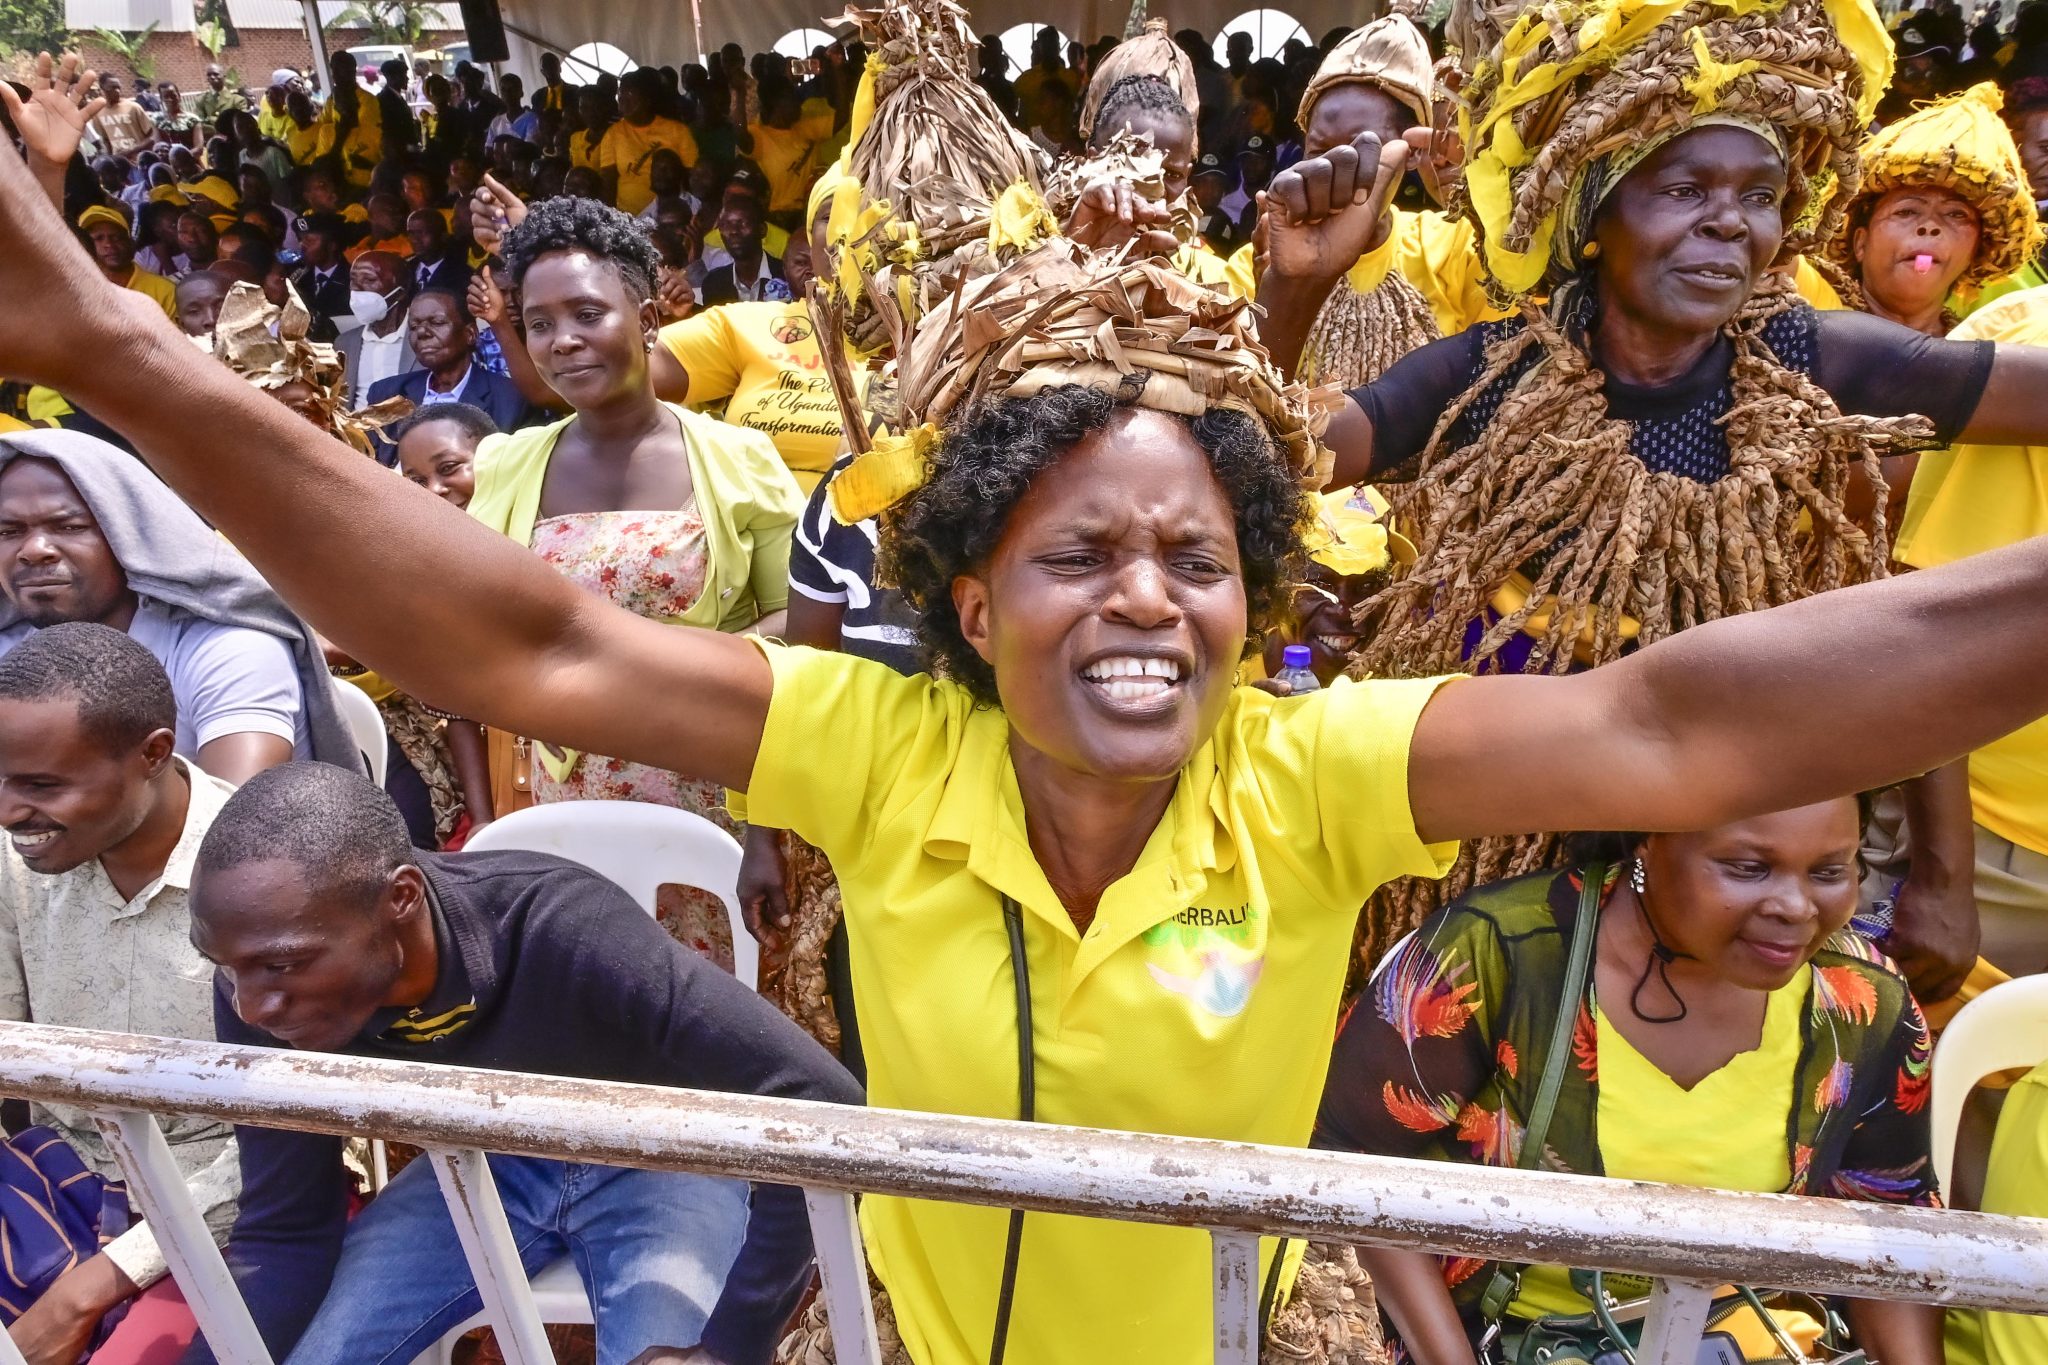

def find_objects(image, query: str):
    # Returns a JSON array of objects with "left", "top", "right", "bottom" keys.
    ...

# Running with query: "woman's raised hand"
[
  {"left": 1260, "top": 130, "right": 1413, "bottom": 288},
  {"left": 0, "top": 53, "right": 107, "bottom": 205},
  {"left": 468, "top": 173, "right": 528, "bottom": 256},
  {"left": 467, "top": 265, "right": 513, "bottom": 332}
]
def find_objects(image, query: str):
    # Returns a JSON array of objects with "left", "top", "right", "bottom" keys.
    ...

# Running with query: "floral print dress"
[
  {"left": 1313, "top": 867, "right": 1938, "bottom": 1347},
  {"left": 530, "top": 506, "right": 736, "bottom": 972}
]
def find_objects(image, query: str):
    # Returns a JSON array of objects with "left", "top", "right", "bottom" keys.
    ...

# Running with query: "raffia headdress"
[
  {"left": 212, "top": 282, "right": 410, "bottom": 455},
  {"left": 1078, "top": 18, "right": 1201, "bottom": 142},
  {"left": 1452, "top": 0, "right": 1893, "bottom": 299},
  {"left": 1298, "top": 16, "right": 1436, "bottom": 128},
  {"left": 1825, "top": 81, "right": 2044, "bottom": 291}
]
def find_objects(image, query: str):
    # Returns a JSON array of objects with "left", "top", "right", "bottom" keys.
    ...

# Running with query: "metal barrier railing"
[{"left": 0, "top": 1022, "right": 2043, "bottom": 1365}]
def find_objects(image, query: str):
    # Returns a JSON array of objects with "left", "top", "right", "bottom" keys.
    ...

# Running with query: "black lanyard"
[{"left": 988, "top": 895, "right": 1034, "bottom": 1365}]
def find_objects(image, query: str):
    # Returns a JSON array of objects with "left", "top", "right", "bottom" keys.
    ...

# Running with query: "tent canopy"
[{"left": 498, "top": 0, "right": 1387, "bottom": 79}]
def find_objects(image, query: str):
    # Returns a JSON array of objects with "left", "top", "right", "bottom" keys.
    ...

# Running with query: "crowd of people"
[{"left": 0, "top": 0, "right": 2047, "bottom": 1361}]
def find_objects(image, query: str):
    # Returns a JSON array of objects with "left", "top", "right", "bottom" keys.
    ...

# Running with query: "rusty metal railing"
[{"left": 0, "top": 1022, "right": 2043, "bottom": 1365}]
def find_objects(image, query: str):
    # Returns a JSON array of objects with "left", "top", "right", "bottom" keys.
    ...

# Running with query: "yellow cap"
[
  {"left": 176, "top": 175, "right": 240, "bottom": 209},
  {"left": 76, "top": 204, "right": 130, "bottom": 234}
]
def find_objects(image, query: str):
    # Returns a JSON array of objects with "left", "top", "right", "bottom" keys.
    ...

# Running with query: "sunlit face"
[
  {"left": 954, "top": 409, "right": 1247, "bottom": 784},
  {"left": 0, "top": 698, "right": 169, "bottom": 878},
  {"left": 191, "top": 858, "right": 416, "bottom": 1052},
  {"left": 176, "top": 275, "right": 227, "bottom": 336},
  {"left": 1303, "top": 83, "right": 1411, "bottom": 159},
  {"left": 1852, "top": 185, "right": 1981, "bottom": 323},
  {"left": 1101, "top": 108, "right": 1195, "bottom": 204},
  {"left": 1593, "top": 124, "right": 1788, "bottom": 339},
  {"left": 2020, "top": 106, "right": 2048, "bottom": 208},
  {"left": 0, "top": 460, "right": 133, "bottom": 629},
  {"left": 1271, "top": 562, "right": 1369, "bottom": 684},
  {"left": 396, "top": 417, "right": 481, "bottom": 508},
  {"left": 406, "top": 292, "right": 474, "bottom": 372},
  {"left": 1635, "top": 798, "right": 1863, "bottom": 991},
  {"left": 86, "top": 222, "right": 135, "bottom": 273},
  {"left": 517, "top": 248, "right": 658, "bottom": 412}
]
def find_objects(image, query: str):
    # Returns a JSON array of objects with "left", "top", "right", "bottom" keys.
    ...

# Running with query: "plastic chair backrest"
[
  {"left": 463, "top": 801, "right": 756, "bottom": 989},
  {"left": 1931, "top": 973, "right": 2048, "bottom": 1193},
  {"left": 330, "top": 679, "right": 388, "bottom": 787}
]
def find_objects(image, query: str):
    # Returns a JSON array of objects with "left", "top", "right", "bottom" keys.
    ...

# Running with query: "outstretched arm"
[
  {"left": 1411, "top": 541, "right": 2048, "bottom": 844},
  {"left": 0, "top": 114, "right": 772, "bottom": 794}
]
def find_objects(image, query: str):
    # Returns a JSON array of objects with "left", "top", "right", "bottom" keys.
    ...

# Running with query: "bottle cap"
[{"left": 1282, "top": 644, "right": 1313, "bottom": 668}]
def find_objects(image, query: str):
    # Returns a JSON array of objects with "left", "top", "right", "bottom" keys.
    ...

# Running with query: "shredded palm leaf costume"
[{"left": 1355, "top": 0, "right": 1934, "bottom": 943}]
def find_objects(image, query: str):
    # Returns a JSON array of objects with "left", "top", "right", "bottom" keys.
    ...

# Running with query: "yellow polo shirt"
[
  {"left": 316, "top": 87, "right": 381, "bottom": 185},
  {"left": 738, "top": 643, "right": 1458, "bottom": 1364},
  {"left": 1898, "top": 286, "right": 2048, "bottom": 856},
  {"left": 1945, "top": 1059, "right": 2048, "bottom": 1365},
  {"left": 658, "top": 300, "right": 860, "bottom": 493},
  {"left": 121, "top": 266, "right": 178, "bottom": 319},
  {"left": 600, "top": 116, "right": 698, "bottom": 213},
  {"left": 1226, "top": 208, "right": 1505, "bottom": 336}
]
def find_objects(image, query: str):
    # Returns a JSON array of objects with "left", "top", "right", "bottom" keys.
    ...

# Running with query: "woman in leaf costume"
[
  {"left": 1257, "top": 0, "right": 2048, "bottom": 996},
  {"left": 1317, "top": 795, "right": 1942, "bottom": 1363}
]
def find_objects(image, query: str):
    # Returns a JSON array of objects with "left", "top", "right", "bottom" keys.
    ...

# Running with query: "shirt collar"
[
  {"left": 365, "top": 866, "right": 491, "bottom": 1045},
  {"left": 92, "top": 757, "right": 230, "bottom": 916}
]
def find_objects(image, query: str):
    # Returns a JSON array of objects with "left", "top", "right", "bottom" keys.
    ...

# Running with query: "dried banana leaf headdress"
[
  {"left": 817, "top": 0, "right": 1052, "bottom": 358},
  {"left": 1452, "top": 0, "right": 1892, "bottom": 300},
  {"left": 1824, "top": 81, "right": 2043, "bottom": 294},
  {"left": 212, "top": 282, "right": 410, "bottom": 455},
  {"left": 1078, "top": 18, "right": 1201, "bottom": 142}
]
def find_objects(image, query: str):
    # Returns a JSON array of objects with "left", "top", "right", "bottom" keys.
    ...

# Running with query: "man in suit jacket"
[
  {"left": 287, "top": 212, "right": 353, "bottom": 341},
  {"left": 404, "top": 209, "right": 471, "bottom": 297},
  {"left": 695, "top": 196, "right": 786, "bottom": 307},
  {"left": 363, "top": 287, "right": 527, "bottom": 465}
]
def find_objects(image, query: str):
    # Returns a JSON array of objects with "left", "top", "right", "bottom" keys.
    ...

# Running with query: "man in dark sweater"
[{"left": 180, "top": 763, "right": 860, "bottom": 1365}]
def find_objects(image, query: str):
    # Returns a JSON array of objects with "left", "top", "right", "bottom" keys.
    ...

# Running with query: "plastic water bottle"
[{"left": 1275, "top": 644, "right": 1321, "bottom": 695}]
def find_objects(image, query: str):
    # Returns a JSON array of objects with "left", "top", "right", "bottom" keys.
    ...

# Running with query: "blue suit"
[{"left": 365, "top": 361, "right": 531, "bottom": 465}]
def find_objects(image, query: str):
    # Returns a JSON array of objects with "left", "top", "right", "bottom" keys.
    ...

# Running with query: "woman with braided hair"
[{"left": 1260, "top": 0, "right": 2048, "bottom": 993}]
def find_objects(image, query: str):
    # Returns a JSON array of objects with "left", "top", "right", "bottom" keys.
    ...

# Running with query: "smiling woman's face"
[{"left": 953, "top": 408, "right": 1248, "bottom": 783}]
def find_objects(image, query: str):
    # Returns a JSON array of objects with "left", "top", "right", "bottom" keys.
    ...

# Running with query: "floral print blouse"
[{"left": 1313, "top": 867, "right": 1938, "bottom": 1322}]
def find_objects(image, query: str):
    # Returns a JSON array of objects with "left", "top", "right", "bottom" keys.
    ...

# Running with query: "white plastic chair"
[
  {"left": 464, "top": 800, "right": 755, "bottom": 988},
  {"left": 330, "top": 678, "right": 389, "bottom": 786},
  {"left": 410, "top": 800, "right": 754, "bottom": 1364},
  {"left": 1931, "top": 974, "right": 2048, "bottom": 1192}
]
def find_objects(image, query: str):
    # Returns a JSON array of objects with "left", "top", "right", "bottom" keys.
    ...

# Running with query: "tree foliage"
[
  {"left": 328, "top": 0, "right": 448, "bottom": 46},
  {"left": 0, "top": 0, "right": 68, "bottom": 57}
]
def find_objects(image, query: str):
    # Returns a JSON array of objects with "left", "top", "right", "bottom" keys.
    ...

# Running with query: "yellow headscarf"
[
  {"left": 1304, "top": 487, "right": 1412, "bottom": 577},
  {"left": 1827, "top": 82, "right": 2044, "bottom": 290}
]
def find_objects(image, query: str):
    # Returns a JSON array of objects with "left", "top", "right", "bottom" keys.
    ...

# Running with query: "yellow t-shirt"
[
  {"left": 1898, "top": 286, "right": 2048, "bottom": 855},
  {"left": 1173, "top": 240, "right": 1239, "bottom": 292},
  {"left": 746, "top": 99, "right": 836, "bottom": 215},
  {"left": 738, "top": 646, "right": 1459, "bottom": 1365},
  {"left": 568, "top": 128, "right": 603, "bottom": 171},
  {"left": 600, "top": 117, "right": 699, "bottom": 214},
  {"left": 1226, "top": 208, "right": 1507, "bottom": 337},
  {"left": 659, "top": 300, "right": 858, "bottom": 493},
  {"left": 316, "top": 88, "right": 382, "bottom": 185},
  {"left": 121, "top": 266, "right": 178, "bottom": 319},
  {"left": 257, "top": 105, "right": 295, "bottom": 143},
  {"left": 1512, "top": 969, "right": 1806, "bottom": 1320},
  {"left": 1945, "top": 1059, "right": 2048, "bottom": 1365},
  {"left": 1791, "top": 254, "right": 1848, "bottom": 311},
  {"left": 286, "top": 121, "right": 328, "bottom": 165}
]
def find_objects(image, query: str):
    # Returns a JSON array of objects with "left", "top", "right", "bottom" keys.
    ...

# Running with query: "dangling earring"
[
  {"left": 1628, "top": 857, "right": 1647, "bottom": 895},
  {"left": 644, "top": 335, "right": 656, "bottom": 353}
]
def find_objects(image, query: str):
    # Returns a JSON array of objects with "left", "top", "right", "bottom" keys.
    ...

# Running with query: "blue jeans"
[{"left": 284, "top": 1155, "right": 750, "bottom": 1365}]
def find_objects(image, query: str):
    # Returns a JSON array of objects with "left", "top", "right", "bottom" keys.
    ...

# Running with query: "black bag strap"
[
  {"left": 988, "top": 895, "right": 1034, "bottom": 1365},
  {"left": 1478, "top": 863, "right": 1607, "bottom": 1322}
]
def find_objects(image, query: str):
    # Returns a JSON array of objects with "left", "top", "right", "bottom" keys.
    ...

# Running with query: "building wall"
[{"left": 75, "top": 27, "right": 468, "bottom": 95}]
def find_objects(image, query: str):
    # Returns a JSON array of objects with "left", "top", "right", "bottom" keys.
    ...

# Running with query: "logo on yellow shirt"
[{"left": 1142, "top": 903, "right": 1266, "bottom": 1018}]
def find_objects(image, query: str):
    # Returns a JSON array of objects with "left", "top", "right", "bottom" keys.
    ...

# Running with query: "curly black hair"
[
  {"left": 884, "top": 383, "right": 1310, "bottom": 706},
  {"left": 500, "top": 194, "right": 661, "bottom": 303},
  {"left": 1089, "top": 74, "right": 1192, "bottom": 152}
]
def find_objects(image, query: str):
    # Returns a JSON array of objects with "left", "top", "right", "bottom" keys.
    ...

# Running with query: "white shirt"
[
  {"left": 355, "top": 320, "right": 411, "bottom": 397},
  {"left": 418, "top": 361, "right": 475, "bottom": 408},
  {"left": 0, "top": 760, "right": 241, "bottom": 1287},
  {"left": 0, "top": 598, "right": 310, "bottom": 761}
]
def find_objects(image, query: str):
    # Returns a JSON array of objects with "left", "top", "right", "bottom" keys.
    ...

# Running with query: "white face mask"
[{"left": 335, "top": 288, "right": 391, "bottom": 333}]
